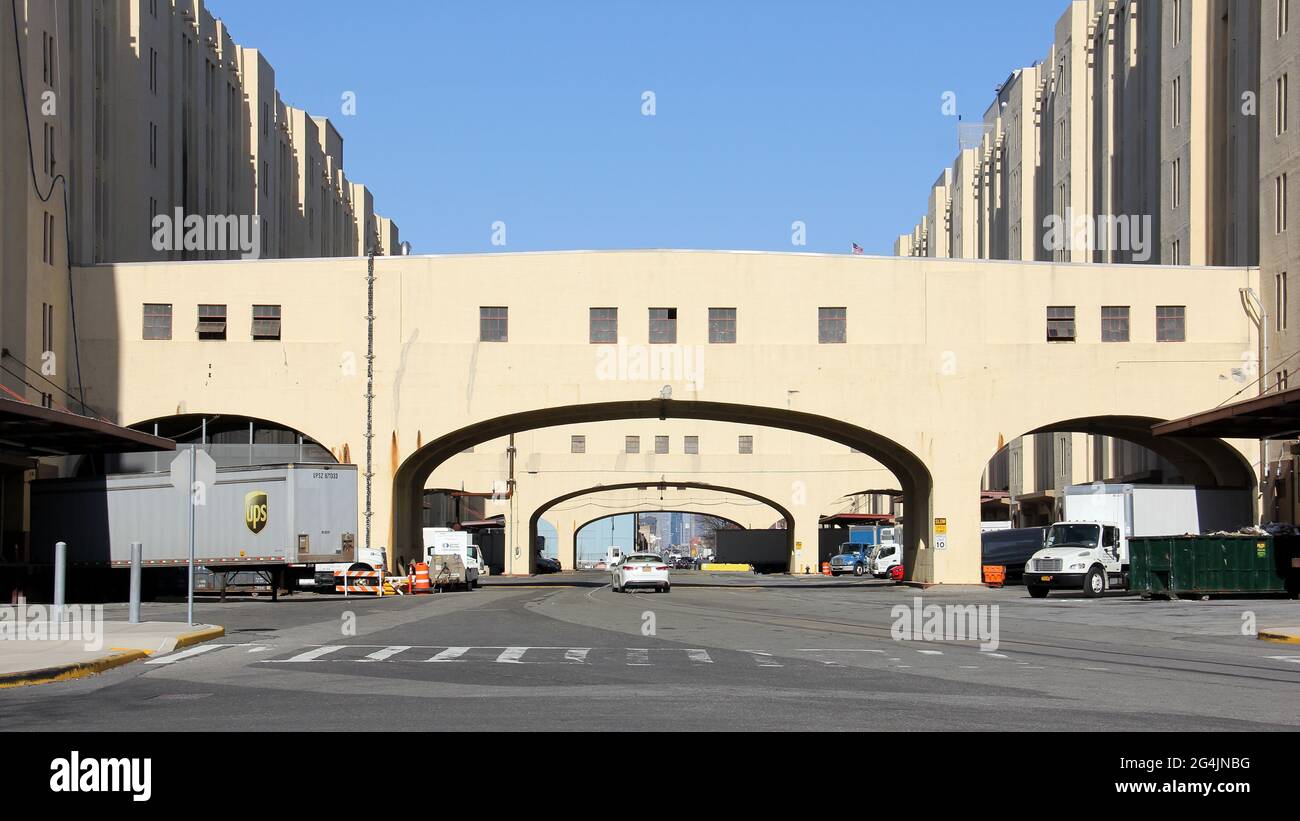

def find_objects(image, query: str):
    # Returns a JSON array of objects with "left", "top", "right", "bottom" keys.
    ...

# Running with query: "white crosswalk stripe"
[
  {"left": 145, "top": 644, "right": 226, "bottom": 665},
  {"left": 564, "top": 648, "right": 591, "bottom": 664},
  {"left": 426, "top": 647, "right": 471, "bottom": 663},
  {"left": 496, "top": 647, "right": 529, "bottom": 663},
  {"left": 749, "top": 652, "right": 783, "bottom": 667},
  {"left": 1266, "top": 656, "right": 1300, "bottom": 665},
  {"left": 686, "top": 649, "right": 713, "bottom": 664},
  {"left": 626, "top": 648, "right": 651, "bottom": 666},
  {"left": 360, "top": 646, "right": 410, "bottom": 662},
  {"left": 265, "top": 646, "right": 344, "bottom": 663}
]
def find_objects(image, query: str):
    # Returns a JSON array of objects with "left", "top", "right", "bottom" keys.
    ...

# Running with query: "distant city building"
[{"left": 1, "top": 0, "right": 401, "bottom": 411}]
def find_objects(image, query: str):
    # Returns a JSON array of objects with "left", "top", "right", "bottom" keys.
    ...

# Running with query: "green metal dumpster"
[{"left": 1129, "top": 535, "right": 1300, "bottom": 598}]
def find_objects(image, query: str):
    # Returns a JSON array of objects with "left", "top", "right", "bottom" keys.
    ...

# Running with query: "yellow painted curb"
[
  {"left": 173, "top": 625, "right": 225, "bottom": 650},
  {"left": 0, "top": 649, "right": 150, "bottom": 689},
  {"left": 701, "top": 564, "right": 752, "bottom": 573},
  {"left": 1257, "top": 630, "right": 1300, "bottom": 644}
]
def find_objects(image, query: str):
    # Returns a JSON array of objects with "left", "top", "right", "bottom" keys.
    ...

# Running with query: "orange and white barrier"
[{"left": 334, "top": 568, "right": 383, "bottom": 595}]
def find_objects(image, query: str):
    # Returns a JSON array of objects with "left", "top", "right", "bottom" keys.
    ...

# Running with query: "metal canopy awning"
[
  {"left": 818, "top": 513, "right": 896, "bottom": 527},
  {"left": 1152, "top": 387, "right": 1300, "bottom": 440},
  {"left": 0, "top": 396, "right": 175, "bottom": 458}
]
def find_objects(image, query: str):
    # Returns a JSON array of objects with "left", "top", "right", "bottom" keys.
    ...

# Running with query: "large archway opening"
[
  {"left": 980, "top": 414, "right": 1254, "bottom": 538},
  {"left": 81, "top": 413, "right": 340, "bottom": 476},
  {"left": 394, "top": 399, "right": 931, "bottom": 578}
]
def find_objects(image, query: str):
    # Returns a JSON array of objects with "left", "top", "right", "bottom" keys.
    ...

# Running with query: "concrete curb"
[
  {"left": 0, "top": 625, "right": 225, "bottom": 689},
  {"left": 0, "top": 649, "right": 150, "bottom": 690},
  {"left": 172, "top": 625, "right": 225, "bottom": 651},
  {"left": 1257, "top": 629, "right": 1300, "bottom": 644}
]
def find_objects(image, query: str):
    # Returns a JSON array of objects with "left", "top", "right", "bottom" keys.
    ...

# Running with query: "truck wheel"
[
  {"left": 853, "top": 564, "right": 865, "bottom": 577},
  {"left": 1027, "top": 585, "right": 1049, "bottom": 599},
  {"left": 1083, "top": 567, "right": 1106, "bottom": 598}
]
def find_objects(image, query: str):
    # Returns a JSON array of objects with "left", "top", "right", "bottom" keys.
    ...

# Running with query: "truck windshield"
[
  {"left": 1045, "top": 524, "right": 1100, "bottom": 549},
  {"left": 838, "top": 544, "right": 860, "bottom": 555}
]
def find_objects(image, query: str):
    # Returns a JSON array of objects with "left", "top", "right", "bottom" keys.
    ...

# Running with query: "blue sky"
[{"left": 211, "top": 0, "right": 1064, "bottom": 255}]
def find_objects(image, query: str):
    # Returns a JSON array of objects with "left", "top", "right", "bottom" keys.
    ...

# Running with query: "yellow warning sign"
[{"left": 935, "top": 518, "right": 948, "bottom": 535}]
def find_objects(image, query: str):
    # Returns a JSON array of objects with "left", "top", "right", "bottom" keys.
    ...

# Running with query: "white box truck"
[
  {"left": 1024, "top": 484, "right": 1250, "bottom": 598},
  {"left": 420, "top": 528, "right": 484, "bottom": 589}
]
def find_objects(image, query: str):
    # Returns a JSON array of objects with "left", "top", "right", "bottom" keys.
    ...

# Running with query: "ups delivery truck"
[{"left": 30, "top": 456, "right": 366, "bottom": 594}]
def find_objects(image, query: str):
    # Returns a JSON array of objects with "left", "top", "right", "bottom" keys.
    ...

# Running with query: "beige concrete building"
[
  {"left": 904, "top": 0, "right": 1260, "bottom": 268},
  {"left": 68, "top": 250, "right": 1260, "bottom": 583},
  {"left": 1, "top": 0, "right": 400, "bottom": 413},
  {"left": 899, "top": 0, "right": 1271, "bottom": 517}
]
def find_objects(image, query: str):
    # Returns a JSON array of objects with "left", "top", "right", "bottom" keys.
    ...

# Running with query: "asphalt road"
[{"left": 2, "top": 572, "right": 1298, "bottom": 731}]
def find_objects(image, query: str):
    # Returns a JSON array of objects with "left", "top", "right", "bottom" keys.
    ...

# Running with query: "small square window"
[
  {"left": 709, "top": 308, "right": 736, "bottom": 343},
  {"left": 1101, "top": 306, "right": 1129, "bottom": 342},
  {"left": 197, "top": 304, "right": 227, "bottom": 340},
  {"left": 818, "top": 307, "right": 846, "bottom": 343},
  {"left": 570, "top": 435, "right": 586, "bottom": 454},
  {"left": 649, "top": 308, "right": 677, "bottom": 344},
  {"left": 1156, "top": 305, "right": 1186, "bottom": 342},
  {"left": 684, "top": 436, "right": 699, "bottom": 455},
  {"left": 143, "top": 303, "right": 172, "bottom": 340},
  {"left": 738, "top": 435, "right": 754, "bottom": 455},
  {"left": 1046, "top": 306, "right": 1076, "bottom": 342},
  {"left": 252, "top": 304, "right": 281, "bottom": 340},
  {"left": 590, "top": 308, "right": 618, "bottom": 343},
  {"left": 480, "top": 306, "right": 508, "bottom": 342},
  {"left": 655, "top": 435, "right": 669, "bottom": 455},
  {"left": 625, "top": 435, "right": 640, "bottom": 454}
]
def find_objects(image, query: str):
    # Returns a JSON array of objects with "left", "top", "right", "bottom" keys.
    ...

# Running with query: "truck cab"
[
  {"left": 868, "top": 542, "right": 901, "bottom": 578},
  {"left": 1025, "top": 521, "right": 1124, "bottom": 598},
  {"left": 829, "top": 543, "right": 871, "bottom": 576}
]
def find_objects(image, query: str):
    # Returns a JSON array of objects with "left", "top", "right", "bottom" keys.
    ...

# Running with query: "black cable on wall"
[{"left": 9, "top": 0, "right": 87, "bottom": 415}]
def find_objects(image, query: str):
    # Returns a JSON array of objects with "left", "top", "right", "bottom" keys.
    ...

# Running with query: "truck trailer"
[
  {"left": 1024, "top": 484, "right": 1251, "bottom": 598},
  {"left": 30, "top": 456, "right": 375, "bottom": 595}
]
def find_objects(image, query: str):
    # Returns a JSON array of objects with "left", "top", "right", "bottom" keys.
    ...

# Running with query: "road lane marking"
[
  {"left": 916, "top": 650, "right": 944, "bottom": 656},
  {"left": 426, "top": 647, "right": 471, "bottom": 663},
  {"left": 1266, "top": 656, "right": 1300, "bottom": 664},
  {"left": 687, "top": 649, "right": 713, "bottom": 664},
  {"left": 360, "top": 646, "right": 411, "bottom": 662},
  {"left": 497, "top": 647, "right": 529, "bottom": 663},
  {"left": 984, "top": 652, "right": 1009, "bottom": 659},
  {"left": 564, "top": 648, "right": 591, "bottom": 664},
  {"left": 748, "top": 652, "right": 783, "bottom": 667},
  {"left": 266, "top": 646, "right": 344, "bottom": 663},
  {"left": 145, "top": 644, "right": 226, "bottom": 665},
  {"left": 627, "top": 649, "right": 651, "bottom": 666},
  {"left": 794, "top": 649, "right": 885, "bottom": 653}
]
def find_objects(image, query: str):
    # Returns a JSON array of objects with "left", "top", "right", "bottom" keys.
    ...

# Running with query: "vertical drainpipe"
[{"left": 507, "top": 434, "right": 517, "bottom": 565}]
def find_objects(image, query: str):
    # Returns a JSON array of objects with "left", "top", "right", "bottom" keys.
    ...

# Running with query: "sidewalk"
[
  {"left": 1258, "top": 626, "right": 1300, "bottom": 644},
  {"left": 0, "top": 621, "right": 224, "bottom": 688}
]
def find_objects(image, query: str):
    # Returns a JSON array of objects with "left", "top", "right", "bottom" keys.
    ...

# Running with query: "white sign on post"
[{"left": 170, "top": 449, "right": 217, "bottom": 626}]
